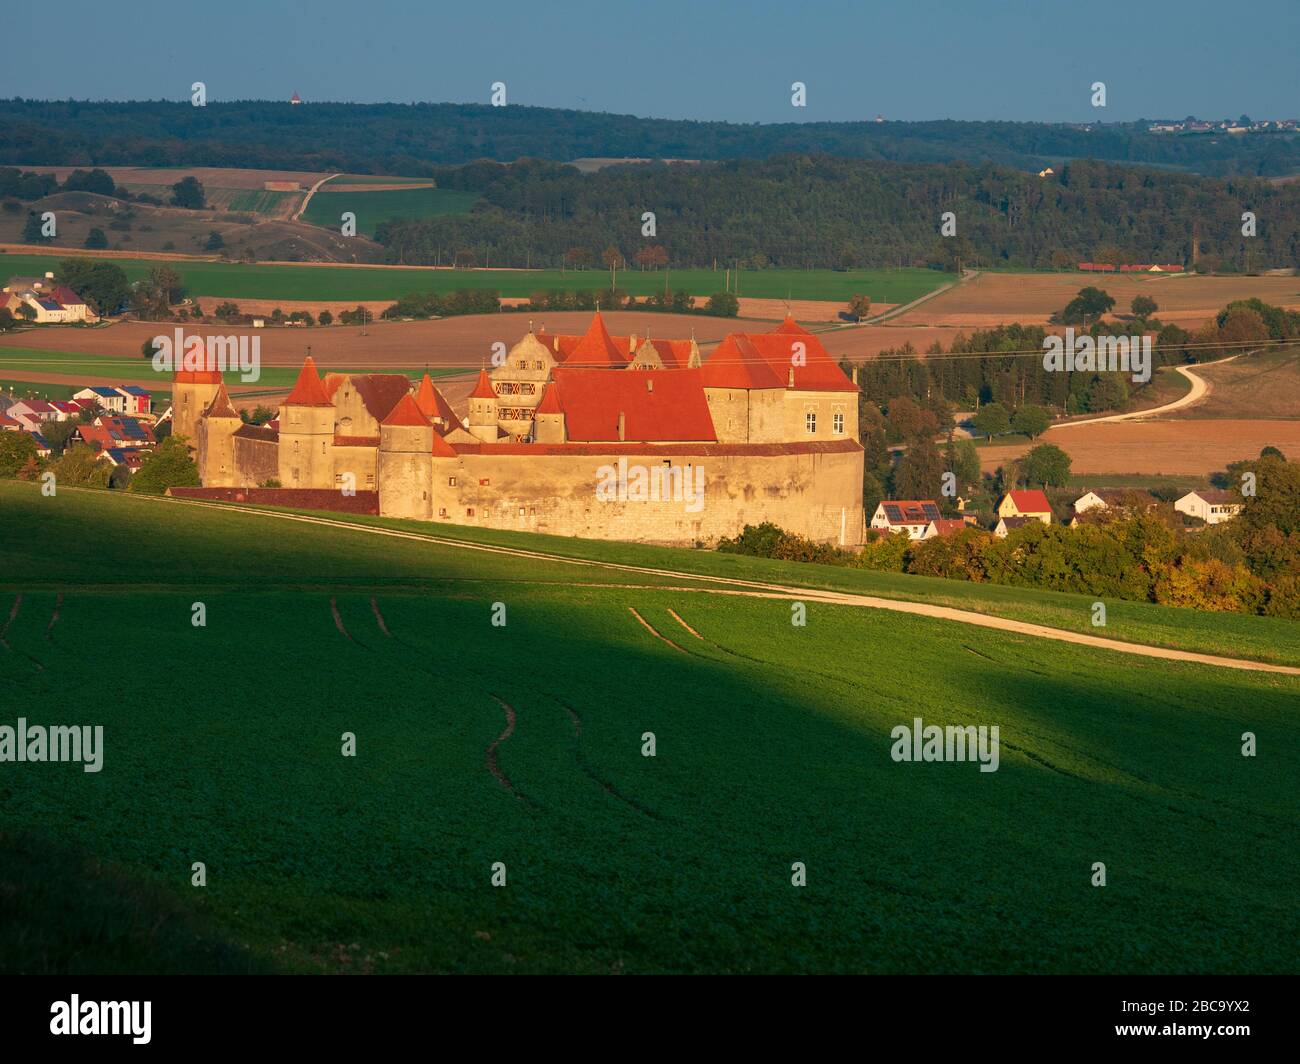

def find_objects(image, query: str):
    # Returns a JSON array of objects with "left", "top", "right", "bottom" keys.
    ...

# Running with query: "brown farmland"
[
  {"left": 979, "top": 419, "right": 1300, "bottom": 476},
  {"left": 894, "top": 271, "right": 1300, "bottom": 329}
]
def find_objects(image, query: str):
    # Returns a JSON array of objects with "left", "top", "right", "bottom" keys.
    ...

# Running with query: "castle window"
[
  {"left": 448, "top": 476, "right": 457, "bottom": 486},
  {"left": 479, "top": 478, "right": 490, "bottom": 486},
  {"left": 293, "top": 440, "right": 299, "bottom": 453},
  {"left": 366, "top": 474, "right": 375, "bottom": 485},
  {"left": 805, "top": 412, "right": 817, "bottom": 434},
  {"left": 467, "top": 507, "right": 475, "bottom": 517},
  {"left": 438, "top": 507, "right": 447, "bottom": 517},
  {"left": 833, "top": 412, "right": 844, "bottom": 435},
  {"left": 518, "top": 507, "right": 525, "bottom": 516}
]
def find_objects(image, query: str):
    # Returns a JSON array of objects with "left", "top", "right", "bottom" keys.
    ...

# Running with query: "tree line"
[
  {"left": 3, "top": 100, "right": 1298, "bottom": 176},
  {"left": 373, "top": 157, "right": 1300, "bottom": 273}
]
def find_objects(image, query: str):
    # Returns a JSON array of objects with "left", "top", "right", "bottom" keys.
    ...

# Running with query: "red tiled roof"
[
  {"left": 550, "top": 367, "right": 716, "bottom": 442},
  {"left": 283, "top": 357, "right": 333, "bottom": 407},
  {"left": 350, "top": 374, "right": 411, "bottom": 422},
  {"left": 414, "top": 373, "right": 460, "bottom": 426},
  {"left": 380, "top": 393, "right": 430, "bottom": 428},
  {"left": 203, "top": 382, "right": 240, "bottom": 419},
  {"left": 928, "top": 519, "right": 967, "bottom": 537},
  {"left": 333, "top": 435, "right": 381, "bottom": 447},
  {"left": 772, "top": 315, "right": 811, "bottom": 335},
  {"left": 700, "top": 334, "right": 786, "bottom": 389},
  {"left": 0, "top": 412, "right": 19, "bottom": 427},
  {"left": 431, "top": 431, "right": 458, "bottom": 457},
  {"left": 470, "top": 368, "right": 495, "bottom": 399},
  {"left": 562, "top": 311, "right": 628, "bottom": 367},
  {"left": 534, "top": 382, "right": 563, "bottom": 414},
  {"left": 743, "top": 332, "right": 858, "bottom": 392},
  {"left": 647, "top": 338, "right": 695, "bottom": 368},
  {"left": 49, "top": 285, "right": 84, "bottom": 306},
  {"left": 1007, "top": 489, "right": 1051, "bottom": 513}
]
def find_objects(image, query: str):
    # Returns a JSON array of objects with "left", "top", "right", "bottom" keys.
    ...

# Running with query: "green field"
[
  {"left": 302, "top": 181, "right": 479, "bottom": 236},
  {"left": 0, "top": 346, "right": 459, "bottom": 392},
  {"left": 2, "top": 483, "right": 1296, "bottom": 974},
  {"left": 0, "top": 253, "right": 946, "bottom": 305},
  {"left": 223, "top": 189, "right": 295, "bottom": 214}
]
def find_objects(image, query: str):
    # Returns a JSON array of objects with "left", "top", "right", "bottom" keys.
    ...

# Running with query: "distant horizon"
[
  {"left": 7, "top": 0, "right": 1298, "bottom": 124},
  {"left": 4, "top": 98, "right": 1298, "bottom": 128}
]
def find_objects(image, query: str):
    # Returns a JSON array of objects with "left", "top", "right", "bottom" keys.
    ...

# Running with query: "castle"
[{"left": 174, "top": 313, "right": 865, "bottom": 546}]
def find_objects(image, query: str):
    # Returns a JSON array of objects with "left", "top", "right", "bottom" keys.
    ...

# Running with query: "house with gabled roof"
[
  {"left": 994, "top": 515, "right": 1039, "bottom": 538},
  {"left": 3, "top": 274, "right": 95, "bottom": 323},
  {"left": 1175, "top": 489, "right": 1243, "bottom": 525},
  {"left": 870, "top": 499, "right": 942, "bottom": 539},
  {"left": 996, "top": 489, "right": 1052, "bottom": 525}
]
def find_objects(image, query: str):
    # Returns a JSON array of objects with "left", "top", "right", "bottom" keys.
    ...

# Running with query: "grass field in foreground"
[
  {"left": 1, "top": 482, "right": 1297, "bottom": 974},
  {"left": 0, "top": 253, "right": 946, "bottom": 305}
]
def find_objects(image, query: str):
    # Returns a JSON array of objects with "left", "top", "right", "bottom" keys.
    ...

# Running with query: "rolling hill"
[{"left": 2, "top": 482, "right": 1296, "bottom": 973}]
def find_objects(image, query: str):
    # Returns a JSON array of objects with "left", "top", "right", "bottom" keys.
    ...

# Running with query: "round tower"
[
  {"left": 196, "top": 382, "right": 242, "bottom": 486},
  {"left": 468, "top": 368, "right": 499, "bottom": 443},
  {"left": 172, "top": 367, "right": 222, "bottom": 454},
  {"left": 378, "top": 393, "right": 435, "bottom": 519},
  {"left": 277, "top": 357, "right": 336, "bottom": 489}
]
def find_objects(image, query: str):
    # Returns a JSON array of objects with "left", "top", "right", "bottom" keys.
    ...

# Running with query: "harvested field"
[
  {"left": 0, "top": 311, "right": 743, "bottom": 370},
  {"left": 979, "top": 419, "right": 1300, "bottom": 476},
  {"left": 893, "top": 270, "right": 1300, "bottom": 329},
  {"left": 1187, "top": 348, "right": 1300, "bottom": 419},
  {"left": 738, "top": 298, "right": 893, "bottom": 322}
]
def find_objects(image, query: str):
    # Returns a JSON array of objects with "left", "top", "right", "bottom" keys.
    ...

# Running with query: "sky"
[{"left": 6, "top": 0, "right": 1298, "bottom": 124}]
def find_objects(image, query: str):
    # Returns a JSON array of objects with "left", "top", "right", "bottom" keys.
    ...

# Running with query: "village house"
[
  {"left": 73, "top": 387, "right": 130, "bottom": 415},
  {"left": 1067, "top": 488, "right": 1160, "bottom": 525},
  {"left": 993, "top": 515, "right": 1039, "bottom": 538},
  {"left": 2, "top": 274, "right": 94, "bottom": 323},
  {"left": 920, "top": 518, "right": 968, "bottom": 540},
  {"left": 996, "top": 489, "right": 1053, "bottom": 525},
  {"left": 870, "top": 500, "right": 942, "bottom": 540},
  {"left": 1175, "top": 489, "right": 1243, "bottom": 525}
]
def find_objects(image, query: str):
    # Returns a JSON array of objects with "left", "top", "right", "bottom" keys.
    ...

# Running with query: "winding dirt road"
[
  {"left": 120, "top": 493, "right": 1300, "bottom": 677},
  {"left": 1050, "top": 355, "right": 1240, "bottom": 431}
]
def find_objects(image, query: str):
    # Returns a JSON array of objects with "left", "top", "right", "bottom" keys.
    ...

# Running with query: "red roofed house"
[
  {"left": 870, "top": 500, "right": 943, "bottom": 539},
  {"left": 180, "top": 314, "right": 866, "bottom": 546},
  {"left": 2, "top": 274, "right": 95, "bottom": 323},
  {"left": 996, "top": 489, "right": 1053, "bottom": 525}
]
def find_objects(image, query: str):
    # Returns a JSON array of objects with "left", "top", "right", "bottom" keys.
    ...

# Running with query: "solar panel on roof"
[
  {"left": 923, "top": 503, "right": 941, "bottom": 521},
  {"left": 884, "top": 504, "right": 903, "bottom": 522}
]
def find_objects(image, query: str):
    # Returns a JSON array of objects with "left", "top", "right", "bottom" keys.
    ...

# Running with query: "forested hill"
[
  {"left": 380, "top": 157, "right": 1300, "bottom": 272},
  {"left": 3, "top": 99, "right": 1300, "bottom": 177}
]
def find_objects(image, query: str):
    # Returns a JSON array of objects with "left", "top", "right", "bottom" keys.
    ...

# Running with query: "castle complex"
[{"left": 174, "top": 313, "right": 865, "bottom": 546}]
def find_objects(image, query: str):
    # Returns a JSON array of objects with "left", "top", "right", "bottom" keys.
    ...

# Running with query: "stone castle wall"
[{"left": 404, "top": 441, "right": 864, "bottom": 546}]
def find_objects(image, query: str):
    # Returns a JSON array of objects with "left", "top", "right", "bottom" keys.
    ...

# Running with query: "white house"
[
  {"left": 73, "top": 387, "right": 130, "bottom": 414},
  {"left": 1175, "top": 490, "right": 1243, "bottom": 525},
  {"left": 870, "top": 500, "right": 942, "bottom": 540}
]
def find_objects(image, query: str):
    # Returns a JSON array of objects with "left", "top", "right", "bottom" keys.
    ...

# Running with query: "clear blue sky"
[{"left": 6, "top": 0, "right": 1297, "bottom": 123}]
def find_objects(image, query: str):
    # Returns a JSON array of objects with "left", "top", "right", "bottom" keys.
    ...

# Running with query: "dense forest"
[
  {"left": 375, "top": 157, "right": 1300, "bottom": 272},
  {"left": 2, "top": 99, "right": 1299, "bottom": 176}
]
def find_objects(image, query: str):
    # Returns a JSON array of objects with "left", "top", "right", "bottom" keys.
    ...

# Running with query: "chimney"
[
  {"left": 617, "top": 411, "right": 626, "bottom": 441},
  {"left": 788, "top": 366, "right": 795, "bottom": 388},
  {"left": 851, "top": 363, "right": 859, "bottom": 385},
  {"left": 629, "top": 333, "right": 637, "bottom": 353},
  {"left": 646, "top": 378, "right": 653, "bottom": 392}
]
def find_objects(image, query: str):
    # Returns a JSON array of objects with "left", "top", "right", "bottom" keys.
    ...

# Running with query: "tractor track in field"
[
  {"left": 365, "top": 596, "right": 535, "bottom": 806},
  {"left": 627, "top": 607, "right": 686, "bottom": 653},
  {"left": 45, "top": 593, "right": 63, "bottom": 642},
  {"left": 329, "top": 596, "right": 367, "bottom": 648},
  {"left": 0, "top": 593, "right": 44, "bottom": 672},
  {"left": 547, "top": 694, "right": 660, "bottom": 820}
]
